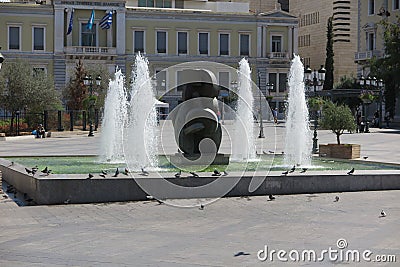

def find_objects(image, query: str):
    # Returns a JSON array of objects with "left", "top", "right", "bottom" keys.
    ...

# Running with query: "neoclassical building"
[{"left": 0, "top": 0, "right": 298, "bottom": 113}]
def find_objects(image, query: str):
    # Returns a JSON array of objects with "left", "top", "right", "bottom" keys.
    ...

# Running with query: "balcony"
[
  {"left": 267, "top": 52, "right": 290, "bottom": 62},
  {"left": 64, "top": 46, "right": 117, "bottom": 60},
  {"left": 354, "top": 50, "right": 383, "bottom": 62}
]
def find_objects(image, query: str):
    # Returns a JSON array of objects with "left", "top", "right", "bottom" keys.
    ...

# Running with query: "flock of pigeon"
[{"left": 281, "top": 165, "right": 355, "bottom": 176}]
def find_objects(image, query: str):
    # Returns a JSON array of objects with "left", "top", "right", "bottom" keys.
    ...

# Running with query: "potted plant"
[{"left": 319, "top": 101, "right": 359, "bottom": 159}]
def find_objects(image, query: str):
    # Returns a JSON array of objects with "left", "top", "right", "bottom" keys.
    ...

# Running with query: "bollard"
[
  {"left": 69, "top": 110, "right": 74, "bottom": 131},
  {"left": 43, "top": 110, "right": 48, "bottom": 131},
  {"left": 82, "top": 111, "right": 87, "bottom": 131},
  {"left": 95, "top": 109, "right": 99, "bottom": 131},
  {"left": 57, "top": 110, "right": 64, "bottom": 131}
]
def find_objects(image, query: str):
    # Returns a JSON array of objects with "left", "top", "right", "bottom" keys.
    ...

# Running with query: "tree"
[
  {"left": 63, "top": 60, "right": 111, "bottom": 111},
  {"left": 0, "top": 59, "right": 60, "bottom": 132},
  {"left": 369, "top": 16, "right": 400, "bottom": 118},
  {"left": 323, "top": 16, "right": 334, "bottom": 90},
  {"left": 63, "top": 59, "right": 87, "bottom": 111},
  {"left": 320, "top": 101, "right": 356, "bottom": 144}
]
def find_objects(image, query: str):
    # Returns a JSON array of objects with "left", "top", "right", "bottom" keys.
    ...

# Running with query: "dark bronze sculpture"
[{"left": 170, "top": 69, "right": 223, "bottom": 163}]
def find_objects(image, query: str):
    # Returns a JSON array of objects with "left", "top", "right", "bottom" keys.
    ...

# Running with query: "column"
[
  {"left": 288, "top": 26, "right": 293, "bottom": 57},
  {"left": 293, "top": 26, "right": 299, "bottom": 55},
  {"left": 262, "top": 26, "right": 267, "bottom": 58},
  {"left": 116, "top": 9, "right": 126, "bottom": 55},
  {"left": 257, "top": 25, "right": 262, "bottom": 57},
  {"left": 54, "top": 7, "right": 64, "bottom": 54}
]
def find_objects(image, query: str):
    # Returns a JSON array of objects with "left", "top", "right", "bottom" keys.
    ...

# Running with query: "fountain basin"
[{"left": 1, "top": 159, "right": 400, "bottom": 205}]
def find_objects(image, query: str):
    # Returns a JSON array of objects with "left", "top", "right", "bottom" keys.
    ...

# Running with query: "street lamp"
[
  {"left": 257, "top": 71, "right": 264, "bottom": 138},
  {"left": 358, "top": 76, "right": 375, "bottom": 133},
  {"left": 83, "top": 74, "right": 101, "bottom": 137},
  {"left": 378, "top": 79, "right": 385, "bottom": 129},
  {"left": 304, "top": 65, "right": 326, "bottom": 154}
]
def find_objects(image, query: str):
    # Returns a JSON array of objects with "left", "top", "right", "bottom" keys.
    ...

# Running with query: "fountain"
[
  {"left": 231, "top": 58, "right": 256, "bottom": 161},
  {"left": 284, "top": 55, "right": 312, "bottom": 166},
  {"left": 99, "top": 69, "right": 127, "bottom": 163},
  {"left": 124, "top": 53, "right": 159, "bottom": 170}
]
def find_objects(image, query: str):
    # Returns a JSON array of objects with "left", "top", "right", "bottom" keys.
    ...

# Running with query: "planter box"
[{"left": 319, "top": 144, "right": 360, "bottom": 159}]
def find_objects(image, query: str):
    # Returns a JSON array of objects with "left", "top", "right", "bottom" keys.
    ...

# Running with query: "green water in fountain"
[{"left": 5, "top": 155, "right": 400, "bottom": 174}]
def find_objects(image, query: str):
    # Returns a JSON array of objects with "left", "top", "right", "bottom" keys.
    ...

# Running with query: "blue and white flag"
[
  {"left": 100, "top": 11, "right": 113, "bottom": 30},
  {"left": 86, "top": 9, "right": 95, "bottom": 30},
  {"left": 66, "top": 9, "right": 74, "bottom": 35}
]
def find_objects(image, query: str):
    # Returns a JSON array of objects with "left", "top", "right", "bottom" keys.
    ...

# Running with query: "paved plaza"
[{"left": 0, "top": 121, "right": 399, "bottom": 266}]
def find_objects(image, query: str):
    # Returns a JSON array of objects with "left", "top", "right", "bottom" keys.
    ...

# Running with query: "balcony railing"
[
  {"left": 354, "top": 50, "right": 383, "bottom": 61},
  {"left": 64, "top": 46, "right": 117, "bottom": 55},
  {"left": 268, "top": 52, "right": 290, "bottom": 60}
]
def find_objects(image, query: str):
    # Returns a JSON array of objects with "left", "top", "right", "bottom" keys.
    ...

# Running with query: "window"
[
  {"left": 177, "top": 32, "right": 188, "bottom": 54},
  {"left": 271, "top": 36, "right": 282, "bottom": 52},
  {"left": 8, "top": 26, "right": 21, "bottom": 50},
  {"left": 367, "top": 32, "right": 375, "bottom": 50},
  {"left": 199, "top": 32, "right": 209, "bottom": 55},
  {"left": 394, "top": 0, "right": 400, "bottom": 10},
  {"left": 368, "top": 0, "right": 375, "bottom": 15},
  {"left": 239, "top": 34, "right": 250, "bottom": 56},
  {"left": 134, "top": 30, "right": 145, "bottom": 53},
  {"left": 219, "top": 33, "right": 229, "bottom": 56},
  {"left": 156, "top": 31, "right": 167, "bottom": 54},
  {"left": 279, "top": 73, "right": 287, "bottom": 92},
  {"left": 33, "top": 27, "right": 45, "bottom": 51},
  {"left": 175, "top": 0, "right": 184, "bottom": 8},
  {"left": 268, "top": 73, "right": 277, "bottom": 92},
  {"left": 33, "top": 67, "right": 46, "bottom": 77},
  {"left": 81, "top": 23, "right": 96, "bottom": 46},
  {"left": 139, "top": 0, "right": 171, "bottom": 8}
]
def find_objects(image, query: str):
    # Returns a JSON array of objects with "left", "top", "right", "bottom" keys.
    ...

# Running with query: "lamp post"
[
  {"left": 83, "top": 74, "right": 101, "bottom": 137},
  {"left": 257, "top": 71, "right": 264, "bottom": 138},
  {"left": 304, "top": 65, "right": 326, "bottom": 154},
  {"left": 358, "top": 76, "right": 375, "bottom": 133},
  {"left": 378, "top": 79, "right": 384, "bottom": 129}
]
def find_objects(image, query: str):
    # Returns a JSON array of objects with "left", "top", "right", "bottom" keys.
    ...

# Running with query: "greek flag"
[
  {"left": 100, "top": 11, "right": 113, "bottom": 29},
  {"left": 86, "top": 9, "right": 95, "bottom": 30},
  {"left": 66, "top": 9, "right": 74, "bottom": 35}
]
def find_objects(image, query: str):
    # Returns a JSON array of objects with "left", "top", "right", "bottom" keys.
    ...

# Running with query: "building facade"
[
  {"left": 290, "top": 0, "right": 358, "bottom": 86},
  {"left": 0, "top": 0, "right": 298, "bottom": 114},
  {"left": 355, "top": 0, "right": 400, "bottom": 118}
]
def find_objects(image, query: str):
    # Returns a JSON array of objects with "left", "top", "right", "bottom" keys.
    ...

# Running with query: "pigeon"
[
  {"left": 146, "top": 195, "right": 163, "bottom": 205},
  {"left": 234, "top": 252, "right": 250, "bottom": 257},
  {"left": 263, "top": 151, "right": 268, "bottom": 155},
  {"left": 101, "top": 170, "right": 107, "bottom": 175},
  {"left": 289, "top": 165, "right": 296, "bottom": 173},
  {"left": 123, "top": 168, "right": 130, "bottom": 175},
  {"left": 380, "top": 210, "right": 386, "bottom": 217},
  {"left": 347, "top": 168, "right": 355, "bottom": 175},
  {"left": 32, "top": 166, "right": 38, "bottom": 171},
  {"left": 64, "top": 199, "right": 70, "bottom": 204},
  {"left": 363, "top": 156, "right": 368, "bottom": 160},
  {"left": 112, "top": 168, "right": 120, "bottom": 177},
  {"left": 222, "top": 171, "right": 228, "bottom": 176},
  {"left": 334, "top": 196, "right": 339, "bottom": 202},
  {"left": 99, "top": 174, "right": 106, "bottom": 178},
  {"left": 199, "top": 204, "right": 204, "bottom": 210},
  {"left": 41, "top": 167, "right": 48, "bottom": 174},
  {"left": 269, "top": 150, "right": 275, "bottom": 154},
  {"left": 282, "top": 170, "right": 289, "bottom": 176},
  {"left": 141, "top": 167, "right": 149, "bottom": 176},
  {"left": 174, "top": 170, "right": 182, "bottom": 178},
  {"left": 87, "top": 173, "right": 94, "bottom": 179},
  {"left": 25, "top": 168, "right": 33, "bottom": 174},
  {"left": 7, "top": 161, "right": 14, "bottom": 167},
  {"left": 190, "top": 171, "right": 199, "bottom": 177},
  {"left": 300, "top": 168, "right": 308, "bottom": 173},
  {"left": 32, "top": 168, "right": 37, "bottom": 176},
  {"left": 212, "top": 169, "right": 221, "bottom": 176},
  {"left": 268, "top": 194, "right": 276, "bottom": 201},
  {"left": 42, "top": 169, "right": 52, "bottom": 176}
]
